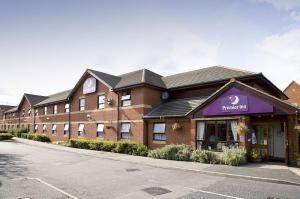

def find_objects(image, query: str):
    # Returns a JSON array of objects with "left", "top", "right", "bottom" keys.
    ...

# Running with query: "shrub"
[
  {"left": 10, "top": 128, "right": 28, "bottom": 137},
  {"left": 0, "top": 129, "right": 8, "bottom": 134},
  {"left": 191, "top": 150, "right": 220, "bottom": 164},
  {"left": 22, "top": 133, "right": 50, "bottom": 142},
  {"left": 148, "top": 145, "right": 192, "bottom": 161},
  {"left": 221, "top": 147, "right": 247, "bottom": 166},
  {"left": 67, "top": 139, "right": 148, "bottom": 156},
  {"left": 0, "top": 133, "right": 13, "bottom": 140},
  {"left": 21, "top": 133, "right": 29, "bottom": 139}
]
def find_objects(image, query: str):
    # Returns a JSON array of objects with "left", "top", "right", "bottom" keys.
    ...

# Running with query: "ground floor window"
[
  {"left": 52, "top": 124, "right": 57, "bottom": 135},
  {"left": 97, "top": 123, "right": 104, "bottom": 138},
  {"left": 78, "top": 124, "right": 85, "bottom": 136},
  {"left": 197, "top": 120, "right": 238, "bottom": 151},
  {"left": 64, "top": 124, "right": 69, "bottom": 136},
  {"left": 120, "top": 123, "right": 130, "bottom": 139},
  {"left": 153, "top": 123, "right": 166, "bottom": 141},
  {"left": 34, "top": 124, "right": 38, "bottom": 133},
  {"left": 43, "top": 124, "right": 47, "bottom": 133}
]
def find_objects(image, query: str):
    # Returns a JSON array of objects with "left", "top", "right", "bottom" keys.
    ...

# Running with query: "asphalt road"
[{"left": 0, "top": 140, "right": 299, "bottom": 199}]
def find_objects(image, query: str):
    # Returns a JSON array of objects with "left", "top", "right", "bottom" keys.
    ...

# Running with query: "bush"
[
  {"left": 0, "top": 133, "right": 13, "bottom": 140},
  {"left": 8, "top": 128, "right": 28, "bottom": 137},
  {"left": 22, "top": 133, "right": 50, "bottom": 142},
  {"left": 67, "top": 139, "right": 148, "bottom": 156},
  {"left": 221, "top": 147, "right": 247, "bottom": 166},
  {"left": 148, "top": 145, "right": 192, "bottom": 161},
  {"left": 191, "top": 150, "right": 220, "bottom": 164},
  {"left": 0, "top": 129, "right": 8, "bottom": 134}
]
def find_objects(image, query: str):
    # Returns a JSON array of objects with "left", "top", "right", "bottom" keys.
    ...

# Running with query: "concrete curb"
[{"left": 13, "top": 138, "right": 300, "bottom": 187}]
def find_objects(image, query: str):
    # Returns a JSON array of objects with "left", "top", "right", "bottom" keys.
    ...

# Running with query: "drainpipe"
[
  {"left": 33, "top": 107, "right": 35, "bottom": 133},
  {"left": 116, "top": 92, "right": 120, "bottom": 141},
  {"left": 68, "top": 98, "right": 71, "bottom": 140}
]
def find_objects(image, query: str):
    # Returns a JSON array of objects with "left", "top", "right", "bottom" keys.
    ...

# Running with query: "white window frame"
[
  {"left": 98, "top": 95, "right": 105, "bottom": 109},
  {"left": 79, "top": 99, "right": 85, "bottom": 111},
  {"left": 78, "top": 124, "right": 85, "bottom": 136},
  {"left": 53, "top": 105, "right": 58, "bottom": 114},
  {"left": 35, "top": 109, "right": 39, "bottom": 116},
  {"left": 34, "top": 124, "right": 38, "bottom": 132},
  {"left": 65, "top": 103, "right": 70, "bottom": 113},
  {"left": 52, "top": 124, "right": 57, "bottom": 134},
  {"left": 43, "top": 124, "right": 47, "bottom": 133},
  {"left": 97, "top": 123, "right": 105, "bottom": 137},
  {"left": 64, "top": 124, "right": 69, "bottom": 135},
  {"left": 121, "top": 91, "right": 131, "bottom": 107},
  {"left": 153, "top": 123, "right": 166, "bottom": 141},
  {"left": 44, "top": 107, "right": 48, "bottom": 115},
  {"left": 120, "top": 123, "right": 130, "bottom": 139}
]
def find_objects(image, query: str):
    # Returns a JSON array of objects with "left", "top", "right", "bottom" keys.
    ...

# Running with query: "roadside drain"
[
  {"left": 142, "top": 187, "right": 172, "bottom": 196},
  {"left": 126, "top": 168, "right": 141, "bottom": 172}
]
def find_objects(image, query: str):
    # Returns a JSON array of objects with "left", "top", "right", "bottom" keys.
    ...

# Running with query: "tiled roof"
[
  {"left": 88, "top": 66, "right": 256, "bottom": 90},
  {"left": 115, "top": 69, "right": 166, "bottom": 89},
  {"left": 0, "top": 105, "right": 16, "bottom": 112},
  {"left": 144, "top": 97, "right": 209, "bottom": 118},
  {"left": 24, "top": 94, "right": 48, "bottom": 106},
  {"left": 162, "top": 66, "right": 256, "bottom": 89},
  {"left": 35, "top": 90, "right": 72, "bottom": 107},
  {"left": 5, "top": 106, "right": 18, "bottom": 113}
]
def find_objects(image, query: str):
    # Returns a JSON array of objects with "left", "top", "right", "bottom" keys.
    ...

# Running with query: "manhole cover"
[
  {"left": 126, "top": 168, "right": 140, "bottom": 172},
  {"left": 142, "top": 187, "right": 171, "bottom": 196}
]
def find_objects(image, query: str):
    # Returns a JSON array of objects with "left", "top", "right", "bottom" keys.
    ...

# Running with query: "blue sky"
[{"left": 1, "top": 0, "right": 300, "bottom": 105}]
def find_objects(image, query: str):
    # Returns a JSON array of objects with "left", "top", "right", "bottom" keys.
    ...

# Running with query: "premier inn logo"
[
  {"left": 221, "top": 95, "right": 248, "bottom": 112},
  {"left": 83, "top": 77, "right": 96, "bottom": 94}
]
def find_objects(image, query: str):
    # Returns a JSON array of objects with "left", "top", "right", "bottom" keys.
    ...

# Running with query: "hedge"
[
  {"left": 0, "top": 133, "right": 13, "bottom": 140},
  {"left": 5, "top": 128, "right": 28, "bottom": 138},
  {"left": 66, "top": 139, "right": 148, "bottom": 156},
  {"left": 22, "top": 133, "right": 51, "bottom": 142},
  {"left": 149, "top": 145, "right": 247, "bottom": 166}
]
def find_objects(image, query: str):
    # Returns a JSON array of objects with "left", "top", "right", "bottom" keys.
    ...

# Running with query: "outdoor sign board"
[
  {"left": 83, "top": 77, "right": 96, "bottom": 94},
  {"left": 202, "top": 87, "right": 273, "bottom": 116}
]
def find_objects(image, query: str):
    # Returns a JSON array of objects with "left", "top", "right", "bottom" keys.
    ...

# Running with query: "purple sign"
[
  {"left": 202, "top": 87, "right": 273, "bottom": 116},
  {"left": 83, "top": 77, "right": 96, "bottom": 94},
  {"left": 221, "top": 95, "right": 248, "bottom": 112}
]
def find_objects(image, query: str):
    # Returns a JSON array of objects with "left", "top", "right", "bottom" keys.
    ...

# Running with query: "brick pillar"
[{"left": 190, "top": 119, "right": 196, "bottom": 149}]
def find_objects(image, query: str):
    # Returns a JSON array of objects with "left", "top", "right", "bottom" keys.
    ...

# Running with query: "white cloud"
[{"left": 246, "top": 28, "right": 300, "bottom": 89}]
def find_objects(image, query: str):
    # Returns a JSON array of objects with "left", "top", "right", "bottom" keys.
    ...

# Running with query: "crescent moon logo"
[{"left": 229, "top": 95, "right": 239, "bottom": 105}]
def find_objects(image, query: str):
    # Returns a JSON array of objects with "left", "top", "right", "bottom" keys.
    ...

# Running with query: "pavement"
[
  {"left": 0, "top": 138, "right": 300, "bottom": 199},
  {"left": 14, "top": 138, "right": 300, "bottom": 185}
]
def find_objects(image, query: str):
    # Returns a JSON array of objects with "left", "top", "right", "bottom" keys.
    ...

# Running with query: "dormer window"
[{"left": 121, "top": 91, "right": 131, "bottom": 107}]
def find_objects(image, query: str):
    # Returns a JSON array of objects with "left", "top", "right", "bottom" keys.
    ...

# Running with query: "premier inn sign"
[
  {"left": 83, "top": 77, "right": 96, "bottom": 94},
  {"left": 221, "top": 95, "right": 248, "bottom": 112}
]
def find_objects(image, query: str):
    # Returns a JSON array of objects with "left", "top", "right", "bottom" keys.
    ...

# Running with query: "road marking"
[
  {"left": 185, "top": 187, "right": 244, "bottom": 199},
  {"left": 26, "top": 177, "right": 79, "bottom": 199}
]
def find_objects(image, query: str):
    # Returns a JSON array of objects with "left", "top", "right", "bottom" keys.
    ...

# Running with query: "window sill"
[{"left": 153, "top": 140, "right": 166, "bottom": 144}]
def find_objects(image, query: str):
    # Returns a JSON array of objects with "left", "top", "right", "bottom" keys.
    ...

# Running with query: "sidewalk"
[{"left": 13, "top": 138, "right": 300, "bottom": 186}]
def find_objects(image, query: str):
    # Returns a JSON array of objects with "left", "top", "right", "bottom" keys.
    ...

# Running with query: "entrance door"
[{"left": 268, "top": 124, "right": 285, "bottom": 159}]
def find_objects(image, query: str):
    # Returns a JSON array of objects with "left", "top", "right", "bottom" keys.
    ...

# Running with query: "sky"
[{"left": 1, "top": 0, "right": 300, "bottom": 105}]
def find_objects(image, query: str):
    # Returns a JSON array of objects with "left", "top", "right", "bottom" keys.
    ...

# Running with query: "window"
[
  {"left": 121, "top": 91, "right": 131, "bottom": 107},
  {"left": 97, "top": 123, "right": 104, "bottom": 138},
  {"left": 52, "top": 124, "right": 57, "bottom": 135},
  {"left": 79, "top": 99, "right": 85, "bottom": 111},
  {"left": 98, "top": 95, "right": 105, "bottom": 109},
  {"left": 22, "top": 110, "right": 25, "bottom": 117},
  {"left": 35, "top": 109, "right": 39, "bottom": 116},
  {"left": 206, "top": 121, "right": 237, "bottom": 151},
  {"left": 44, "top": 107, "right": 48, "bottom": 115},
  {"left": 78, "top": 124, "right": 85, "bottom": 136},
  {"left": 153, "top": 123, "right": 166, "bottom": 141},
  {"left": 120, "top": 123, "right": 130, "bottom": 139},
  {"left": 43, "top": 124, "right": 47, "bottom": 133},
  {"left": 64, "top": 124, "right": 69, "bottom": 135},
  {"left": 65, "top": 103, "right": 70, "bottom": 113},
  {"left": 34, "top": 124, "right": 38, "bottom": 132},
  {"left": 28, "top": 109, "right": 31, "bottom": 116},
  {"left": 53, "top": 105, "right": 58, "bottom": 114}
]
